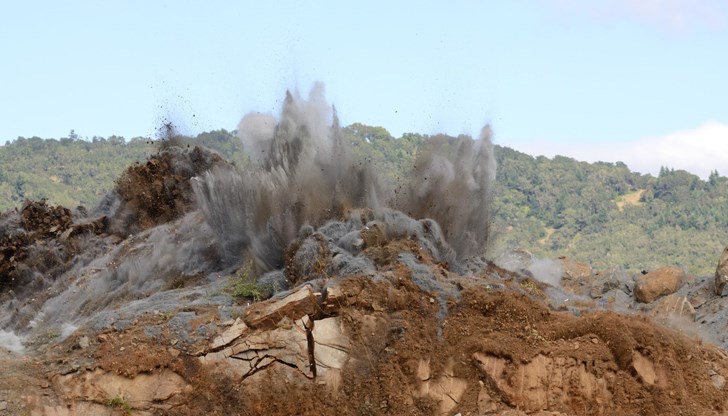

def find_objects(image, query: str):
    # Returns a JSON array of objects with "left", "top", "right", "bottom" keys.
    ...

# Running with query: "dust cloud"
[
  {"left": 393, "top": 126, "right": 496, "bottom": 261},
  {"left": 194, "top": 83, "right": 497, "bottom": 273},
  {"left": 0, "top": 83, "right": 498, "bottom": 349}
]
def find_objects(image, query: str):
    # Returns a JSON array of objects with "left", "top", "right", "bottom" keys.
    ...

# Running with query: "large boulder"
[
  {"left": 715, "top": 246, "right": 728, "bottom": 296},
  {"left": 634, "top": 267, "right": 688, "bottom": 303}
]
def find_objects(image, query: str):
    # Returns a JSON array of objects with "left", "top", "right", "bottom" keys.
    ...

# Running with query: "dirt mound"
[
  {"left": 19, "top": 199, "right": 72, "bottom": 235},
  {"left": 0, "top": 200, "right": 107, "bottom": 295},
  {"left": 109, "top": 144, "right": 224, "bottom": 235},
  {"left": 208, "top": 272, "right": 727, "bottom": 416},
  {"left": 17, "top": 261, "right": 727, "bottom": 416}
]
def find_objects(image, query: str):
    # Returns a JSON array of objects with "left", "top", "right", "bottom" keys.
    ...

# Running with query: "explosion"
[{"left": 194, "top": 83, "right": 496, "bottom": 274}]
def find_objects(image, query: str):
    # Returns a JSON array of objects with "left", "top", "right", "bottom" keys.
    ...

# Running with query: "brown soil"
[
  {"left": 152, "top": 267, "right": 728, "bottom": 416},
  {"left": 110, "top": 145, "right": 223, "bottom": 235},
  {"left": 0, "top": 200, "right": 103, "bottom": 293},
  {"left": 4, "top": 242, "right": 728, "bottom": 415}
]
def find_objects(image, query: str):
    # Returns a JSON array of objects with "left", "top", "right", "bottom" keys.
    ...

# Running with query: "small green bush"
[
  {"left": 230, "top": 260, "right": 261, "bottom": 301},
  {"left": 106, "top": 394, "right": 132, "bottom": 414}
]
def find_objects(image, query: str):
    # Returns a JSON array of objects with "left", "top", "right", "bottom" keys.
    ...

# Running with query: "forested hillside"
[
  {"left": 2, "top": 126, "right": 726, "bottom": 275},
  {"left": 491, "top": 147, "right": 728, "bottom": 275}
]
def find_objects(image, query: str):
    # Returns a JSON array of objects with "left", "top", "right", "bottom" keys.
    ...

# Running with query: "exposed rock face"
[
  {"left": 634, "top": 267, "right": 688, "bottom": 303},
  {"left": 415, "top": 358, "right": 468, "bottom": 415},
  {"left": 5, "top": 255, "right": 728, "bottom": 416},
  {"left": 201, "top": 282, "right": 353, "bottom": 389},
  {"left": 242, "top": 285, "right": 319, "bottom": 330},
  {"left": 195, "top": 272, "right": 728, "bottom": 416},
  {"left": 52, "top": 369, "right": 190, "bottom": 412},
  {"left": 200, "top": 315, "right": 349, "bottom": 384},
  {"left": 715, "top": 246, "right": 728, "bottom": 296},
  {"left": 473, "top": 352, "right": 613, "bottom": 412}
]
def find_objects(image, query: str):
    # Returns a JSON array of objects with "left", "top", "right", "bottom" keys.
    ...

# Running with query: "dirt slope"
[
  {"left": 2, "top": 242, "right": 728, "bottom": 415},
  {"left": 2, "top": 144, "right": 728, "bottom": 416}
]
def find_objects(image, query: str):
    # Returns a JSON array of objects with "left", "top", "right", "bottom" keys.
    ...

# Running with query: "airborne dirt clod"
[{"left": 3, "top": 89, "right": 728, "bottom": 416}]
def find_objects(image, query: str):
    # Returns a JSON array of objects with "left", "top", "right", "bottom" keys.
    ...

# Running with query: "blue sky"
[{"left": 1, "top": 0, "right": 727, "bottom": 177}]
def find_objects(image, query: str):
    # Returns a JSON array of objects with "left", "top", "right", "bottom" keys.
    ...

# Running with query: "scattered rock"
[
  {"left": 494, "top": 249, "right": 534, "bottom": 273},
  {"left": 601, "top": 288, "right": 633, "bottom": 310},
  {"left": 559, "top": 256, "right": 593, "bottom": 289},
  {"left": 591, "top": 266, "right": 633, "bottom": 297}
]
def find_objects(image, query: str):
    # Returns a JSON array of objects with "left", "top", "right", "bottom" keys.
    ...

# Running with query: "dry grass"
[
  {"left": 616, "top": 189, "right": 645, "bottom": 211},
  {"left": 538, "top": 227, "right": 556, "bottom": 245}
]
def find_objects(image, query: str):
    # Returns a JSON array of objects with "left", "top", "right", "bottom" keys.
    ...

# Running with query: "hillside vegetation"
[{"left": 2, "top": 126, "right": 726, "bottom": 275}]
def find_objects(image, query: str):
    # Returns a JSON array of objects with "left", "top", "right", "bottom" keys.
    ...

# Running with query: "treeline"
[
  {"left": 2, "top": 126, "right": 726, "bottom": 275},
  {"left": 0, "top": 134, "right": 152, "bottom": 210},
  {"left": 491, "top": 147, "right": 728, "bottom": 275}
]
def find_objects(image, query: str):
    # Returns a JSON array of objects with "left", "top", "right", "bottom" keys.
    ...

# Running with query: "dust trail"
[
  {"left": 527, "top": 258, "right": 563, "bottom": 287},
  {"left": 495, "top": 250, "right": 564, "bottom": 287},
  {"left": 0, "top": 329, "right": 24, "bottom": 353},
  {"left": 194, "top": 83, "right": 497, "bottom": 273},
  {"left": 392, "top": 127, "right": 496, "bottom": 261},
  {"left": 194, "top": 84, "right": 383, "bottom": 272}
]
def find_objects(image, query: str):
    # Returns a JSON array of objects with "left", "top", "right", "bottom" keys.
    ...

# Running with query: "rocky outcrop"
[
  {"left": 634, "top": 267, "right": 688, "bottom": 303},
  {"left": 715, "top": 246, "right": 728, "bottom": 296},
  {"left": 201, "top": 315, "right": 349, "bottom": 383},
  {"left": 242, "top": 285, "right": 320, "bottom": 330},
  {"left": 202, "top": 283, "right": 351, "bottom": 388},
  {"left": 52, "top": 369, "right": 190, "bottom": 412},
  {"left": 10, "top": 126, "right": 728, "bottom": 416}
]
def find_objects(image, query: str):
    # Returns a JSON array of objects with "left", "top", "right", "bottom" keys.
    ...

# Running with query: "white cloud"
[
  {"left": 543, "top": 0, "right": 728, "bottom": 32},
  {"left": 624, "top": 122, "right": 728, "bottom": 178},
  {"left": 507, "top": 121, "right": 728, "bottom": 179}
]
